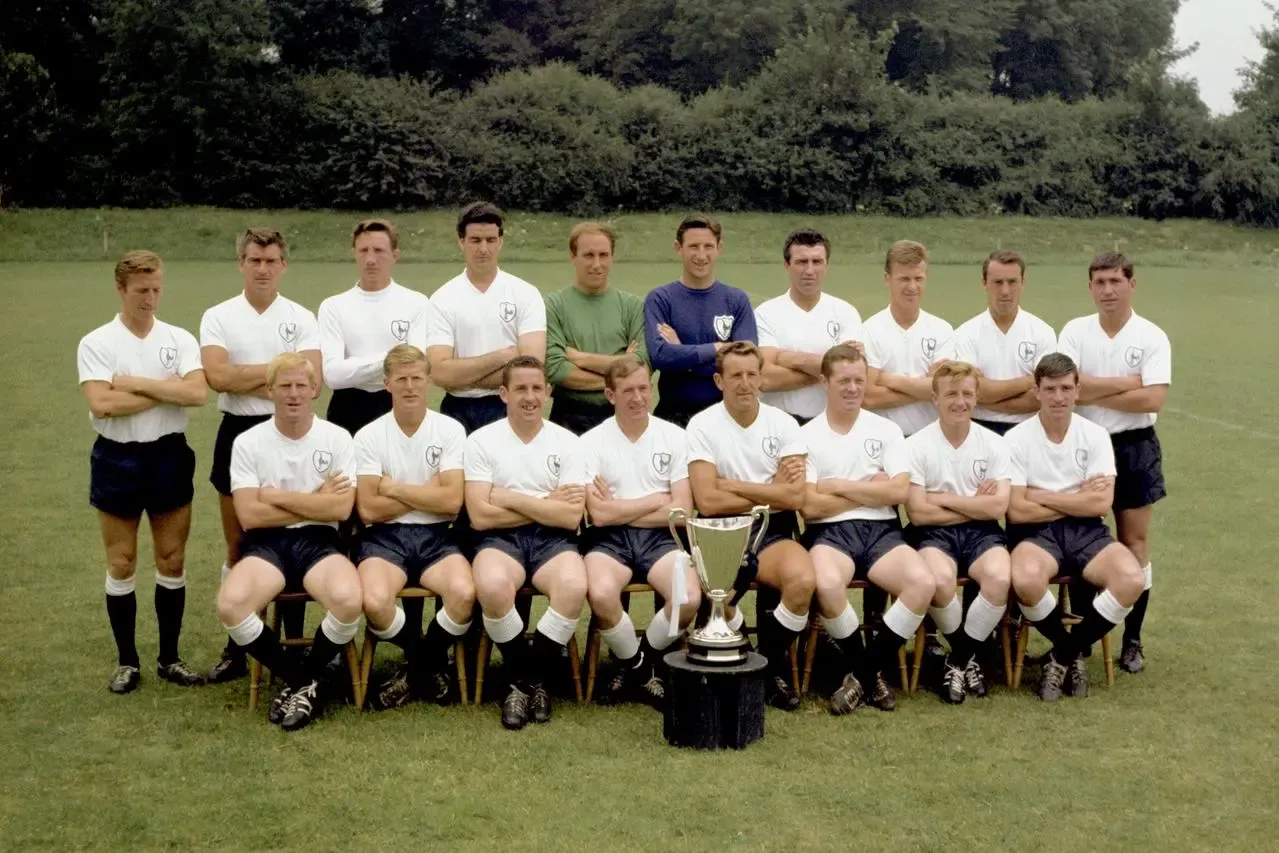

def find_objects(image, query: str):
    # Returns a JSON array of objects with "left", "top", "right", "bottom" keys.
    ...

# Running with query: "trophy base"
[
  {"left": 663, "top": 651, "right": 768, "bottom": 750},
  {"left": 684, "top": 634, "right": 753, "bottom": 666}
]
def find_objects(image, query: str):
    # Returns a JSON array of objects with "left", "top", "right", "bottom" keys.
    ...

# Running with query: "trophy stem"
[{"left": 687, "top": 589, "right": 750, "bottom": 665}]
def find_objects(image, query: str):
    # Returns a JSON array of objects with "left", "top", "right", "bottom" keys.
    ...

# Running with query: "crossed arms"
[
  {"left": 81, "top": 370, "right": 207, "bottom": 418},
  {"left": 688, "top": 455, "right": 806, "bottom": 516}
]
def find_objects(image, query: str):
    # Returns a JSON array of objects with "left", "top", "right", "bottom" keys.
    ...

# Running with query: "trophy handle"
[
  {"left": 747, "top": 505, "right": 770, "bottom": 554},
  {"left": 668, "top": 506, "right": 689, "bottom": 549}
]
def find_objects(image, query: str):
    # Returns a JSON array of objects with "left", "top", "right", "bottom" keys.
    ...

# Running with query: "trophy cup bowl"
[{"left": 668, "top": 505, "right": 770, "bottom": 665}]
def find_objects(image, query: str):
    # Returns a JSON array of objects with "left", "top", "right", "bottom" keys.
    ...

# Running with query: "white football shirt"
[
  {"left": 906, "top": 420, "right": 1013, "bottom": 499},
  {"left": 464, "top": 419, "right": 587, "bottom": 497},
  {"left": 686, "top": 402, "right": 805, "bottom": 484},
  {"left": 1057, "top": 312, "right": 1172, "bottom": 434},
  {"left": 581, "top": 416, "right": 689, "bottom": 505},
  {"left": 428, "top": 269, "right": 547, "bottom": 399},
  {"left": 860, "top": 306, "right": 954, "bottom": 437},
  {"left": 317, "top": 282, "right": 431, "bottom": 392},
  {"left": 229, "top": 418, "right": 357, "bottom": 529},
  {"left": 1006, "top": 413, "right": 1116, "bottom": 497},
  {"left": 756, "top": 291, "right": 863, "bottom": 419},
  {"left": 77, "top": 315, "right": 203, "bottom": 443},
  {"left": 200, "top": 293, "right": 320, "bottom": 416},
  {"left": 802, "top": 409, "right": 908, "bottom": 522},
  {"left": 948, "top": 308, "right": 1058, "bottom": 424},
  {"left": 354, "top": 410, "right": 467, "bottom": 524}
]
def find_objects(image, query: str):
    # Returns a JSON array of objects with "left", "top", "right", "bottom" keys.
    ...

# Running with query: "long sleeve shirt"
[{"left": 544, "top": 285, "right": 647, "bottom": 407}]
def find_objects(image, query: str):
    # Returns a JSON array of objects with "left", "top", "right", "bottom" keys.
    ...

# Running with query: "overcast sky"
[{"left": 1172, "top": 0, "right": 1273, "bottom": 113}]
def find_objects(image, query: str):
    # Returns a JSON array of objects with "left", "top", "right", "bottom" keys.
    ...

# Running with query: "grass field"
[{"left": 2, "top": 211, "right": 1278, "bottom": 851}]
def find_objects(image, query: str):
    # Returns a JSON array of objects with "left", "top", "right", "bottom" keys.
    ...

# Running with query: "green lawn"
[{"left": 2, "top": 215, "right": 1278, "bottom": 850}]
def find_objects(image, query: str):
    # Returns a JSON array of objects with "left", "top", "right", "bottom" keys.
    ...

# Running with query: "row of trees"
[{"left": 3, "top": 0, "right": 1279, "bottom": 224}]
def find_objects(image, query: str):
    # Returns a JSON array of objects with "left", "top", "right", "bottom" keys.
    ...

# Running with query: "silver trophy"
[{"left": 668, "top": 505, "right": 770, "bottom": 665}]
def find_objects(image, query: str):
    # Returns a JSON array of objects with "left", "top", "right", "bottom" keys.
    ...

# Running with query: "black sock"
[
  {"left": 279, "top": 599, "right": 306, "bottom": 641},
  {"left": 1029, "top": 599, "right": 1073, "bottom": 650},
  {"left": 106, "top": 591, "right": 140, "bottom": 668},
  {"left": 529, "top": 631, "right": 564, "bottom": 686},
  {"left": 862, "top": 585, "right": 888, "bottom": 624},
  {"left": 222, "top": 634, "right": 245, "bottom": 660},
  {"left": 307, "top": 626, "right": 345, "bottom": 683},
  {"left": 1070, "top": 609, "right": 1119, "bottom": 659},
  {"left": 1123, "top": 589, "right": 1150, "bottom": 643},
  {"left": 834, "top": 631, "right": 872, "bottom": 684},
  {"left": 757, "top": 613, "right": 802, "bottom": 677},
  {"left": 419, "top": 615, "right": 454, "bottom": 676},
  {"left": 944, "top": 629, "right": 974, "bottom": 668},
  {"left": 867, "top": 624, "right": 911, "bottom": 680},
  {"left": 154, "top": 583, "right": 185, "bottom": 665},
  {"left": 402, "top": 595, "right": 426, "bottom": 646},
  {"left": 242, "top": 624, "right": 300, "bottom": 686},
  {"left": 497, "top": 637, "right": 530, "bottom": 690}
]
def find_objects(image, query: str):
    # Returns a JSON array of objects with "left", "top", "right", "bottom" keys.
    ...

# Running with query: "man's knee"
[
  {"left": 155, "top": 545, "right": 185, "bottom": 577},
  {"left": 978, "top": 552, "right": 1012, "bottom": 594},
  {"left": 216, "top": 582, "right": 254, "bottom": 626},
  {"left": 897, "top": 556, "right": 935, "bottom": 606},
  {"left": 1108, "top": 551, "right": 1146, "bottom": 604},
  {"left": 444, "top": 565, "right": 476, "bottom": 611},
  {"left": 323, "top": 570, "right": 364, "bottom": 619},
  {"left": 551, "top": 558, "right": 589, "bottom": 606}
]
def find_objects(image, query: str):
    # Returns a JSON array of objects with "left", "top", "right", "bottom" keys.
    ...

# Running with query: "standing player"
[
  {"left": 1006, "top": 353, "right": 1145, "bottom": 700},
  {"left": 465, "top": 357, "right": 589, "bottom": 730},
  {"left": 200, "top": 228, "right": 321, "bottom": 683},
  {"left": 801, "top": 344, "right": 935, "bottom": 714},
  {"left": 644, "top": 214, "right": 758, "bottom": 428},
  {"left": 428, "top": 202, "right": 546, "bottom": 436},
  {"left": 948, "top": 250, "right": 1057, "bottom": 436},
  {"left": 904, "top": 362, "right": 1013, "bottom": 704},
  {"left": 78, "top": 250, "right": 208, "bottom": 694},
  {"left": 319, "top": 219, "right": 431, "bottom": 437},
  {"left": 545, "top": 222, "right": 648, "bottom": 435},
  {"left": 580, "top": 356, "right": 700, "bottom": 705},
  {"left": 1058, "top": 253, "right": 1171, "bottom": 674},
  {"left": 217, "top": 353, "right": 363, "bottom": 731},
  {"left": 686, "top": 342, "right": 813, "bottom": 710},
  {"left": 755, "top": 229, "right": 863, "bottom": 426},
  {"left": 353, "top": 345, "right": 473, "bottom": 709}
]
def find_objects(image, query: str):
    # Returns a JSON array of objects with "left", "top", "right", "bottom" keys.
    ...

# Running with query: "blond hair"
[
  {"left": 884, "top": 240, "right": 928, "bottom": 273},
  {"left": 114, "top": 250, "right": 163, "bottom": 288},
  {"left": 931, "top": 361, "right": 979, "bottom": 393},
  {"left": 604, "top": 354, "right": 648, "bottom": 390},
  {"left": 266, "top": 352, "right": 317, "bottom": 388},
  {"left": 569, "top": 221, "right": 617, "bottom": 255},
  {"left": 383, "top": 344, "right": 429, "bottom": 379}
]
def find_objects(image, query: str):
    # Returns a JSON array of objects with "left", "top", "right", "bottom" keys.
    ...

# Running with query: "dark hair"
[
  {"left": 604, "top": 354, "right": 648, "bottom": 390},
  {"left": 1088, "top": 251, "right": 1134, "bottom": 280},
  {"left": 783, "top": 228, "right": 831, "bottom": 263},
  {"left": 500, "top": 355, "right": 545, "bottom": 387},
  {"left": 676, "top": 213, "right": 722, "bottom": 244},
  {"left": 982, "top": 249, "right": 1025, "bottom": 280},
  {"left": 238, "top": 228, "right": 288, "bottom": 262},
  {"left": 457, "top": 201, "right": 506, "bottom": 238},
  {"left": 352, "top": 219, "right": 397, "bottom": 251},
  {"left": 819, "top": 343, "right": 866, "bottom": 378},
  {"left": 714, "top": 340, "right": 763, "bottom": 374},
  {"left": 1034, "top": 352, "right": 1080, "bottom": 386}
]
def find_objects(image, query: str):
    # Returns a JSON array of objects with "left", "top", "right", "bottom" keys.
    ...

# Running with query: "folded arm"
[
  {"left": 1007, "top": 485, "right": 1063, "bottom": 525},
  {"left": 355, "top": 476, "right": 414, "bottom": 525},
  {"left": 492, "top": 486, "right": 584, "bottom": 530},
  {"left": 1089, "top": 385, "right": 1167, "bottom": 413},
  {"left": 384, "top": 471, "right": 465, "bottom": 518},
  {"left": 427, "top": 345, "right": 515, "bottom": 393},
  {"left": 1029, "top": 481, "right": 1113, "bottom": 519},
  {"left": 930, "top": 482, "right": 1011, "bottom": 521},
  {"left": 112, "top": 371, "right": 207, "bottom": 407},
  {"left": 905, "top": 484, "right": 968, "bottom": 526},
  {"left": 262, "top": 484, "right": 354, "bottom": 523},
  {"left": 819, "top": 473, "right": 910, "bottom": 508},
  {"left": 81, "top": 381, "right": 159, "bottom": 418},
  {"left": 865, "top": 367, "right": 923, "bottom": 409},
  {"left": 977, "top": 375, "right": 1032, "bottom": 405},
  {"left": 465, "top": 481, "right": 529, "bottom": 530},
  {"left": 760, "top": 348, "right": 817, "bottom": 393},
  {"left": 1076, "top": 374, "right": 1141, "bottom": 403},
  {"left": 232, "top": 489, "right": 308, "bottom": 529}
]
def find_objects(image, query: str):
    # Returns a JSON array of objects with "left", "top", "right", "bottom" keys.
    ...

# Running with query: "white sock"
[
  {"left": 882, "top": 599, "right": 925, "bottom": 641},
  {"left": 600, "top": 612, "right": 641, "bottom": 660},
  {"left": 963, "top": 594, "right": 1005, "bottom": 643},
  {"left": 155, "top": 572, "right": 186, "bottom": 591},
  {"left": 1093, "top": 589, "right": 1132, "bottom": 625},
  {"left": 773, "top": 603, "right": 809, "bottom": 633},
  {"left": 435, "top": 608, "right": 471, "bottom": 637},
  {"left": 1021, "top": 590, "right": 1056, "bottom": 623},
  {"left": 225, "top": 612, "right": 264, "bottom": 646},
  {"left": 535, "top": 607, "right": 578, "bottom": 645},
  {"left": 370, "top": 606, "right": 406, "bottom": 641},
  {"left": 220, "top": 562, "right": 230, "bottom": 585},
  {"left": 483, "top": 608, "right": 524, "bottom": 644},
  {"left": 320, "top": 612, "right": 360, "bottom": 645},
  {"left": 820, "top": 603, "right": 859, "bottom": 640},
  {"left": 726, "top": 610, "right": 744, "bottom": 632},
  {"left": 1142, "top": 563, "right": 1153, "bottom": 591},
  {"left": 105, "top": 573, "right": 135, "bottom": 596},
  {"left": 646, "top": 609, "right": 677, "bottom": 651},
  {"left": 929, "top": 596, "right": 963, "bottom": 635}
]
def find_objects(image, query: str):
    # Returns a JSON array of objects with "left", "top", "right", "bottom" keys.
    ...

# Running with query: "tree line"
[{"left": 2, "top": 0, "right": 1278, "bottom": 225}]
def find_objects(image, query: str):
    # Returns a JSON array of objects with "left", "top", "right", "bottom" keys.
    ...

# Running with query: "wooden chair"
[
  {"left": 357, "top": 588, "right": 469, "bottom": 708},
  {"left": 1011, "top": 578, "right": 1114, "bottom": 689},
  {"left": 473, "top": 586, "right": 583, "bottom": 704},
  {"left": 247, "top": 591, "right": 363, "bottom": 711},
  {"left": 905, "top": 578, "right": 1015, "bottom": 695},
  {"left": 798, "top": 580, "right": 917, "bottom": 696}
]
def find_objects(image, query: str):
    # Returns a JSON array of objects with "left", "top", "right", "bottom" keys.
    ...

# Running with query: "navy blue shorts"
[
  {"left": 581, "top": 525, "right": 679, "bottom": 582},
  {"left": 548, "top": 395, "right": 613, "bottom": 436},
  {"left": 440, "top": 393, "right": 507, "bottom": 436},
  {"left": 474, "top": 523, "right": 578, "bottom": 584},
  {"left": 757, "top": 510, "right": 800, "bottom": 554},
  {"left": 239, "top": 525, "right": 344, "bottom": 591},
  {"left": 972, "top": 418, "right": 1016, "bottom": 436},
  {"left": 89, "top": 433, "right": 195, "bottom": 519},
  {"left": 353, "top": 522, "right": 463, "bottom": 583},
  {"left": 1008, "top": 517, "right": 1115, "bottom": 576},
  {"left": 326, "top": 388, "right": 391, "bottom": 438},
  {"left": 210, "top": 413, "right": 271, "bottom": 495},
  {"left": 1112, "top": 427, "right": 1166, "bottom": 511},
  {"left": 907, "top": 520, "right": 1006, "bottom": 577},
  {"left": 805, "top": 518, "right": 909, "bottom": 580}
]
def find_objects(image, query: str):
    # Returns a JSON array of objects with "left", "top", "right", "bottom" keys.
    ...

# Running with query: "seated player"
[
  {"left": 580, "top": 356, "right": 701, "bottom": 706},
  {"left": 686, "top": 341, "right": 814, "bottom": 711},
  {"left": 353, "top": 345, "right": 474, "bottom": 710},
  {"left": 465, "top": 356, "right": 589, "bottom": 730},
  {"left": 1006, "top": 353, "right": 1145, "bottom": 701},
  {"left": 216, "top": 353, "right": 364, "bottom": 731},
  {"left": 801, "top": 344, "right": 935, "bottom": 714},
  {"left": 904, "top": 361, "right": 1013, "bottom": 704}
]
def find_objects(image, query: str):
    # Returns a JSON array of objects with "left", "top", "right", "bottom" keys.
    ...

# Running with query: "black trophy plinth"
[{"left": 663, "top": 650, "right": 767, "bottom": 750}]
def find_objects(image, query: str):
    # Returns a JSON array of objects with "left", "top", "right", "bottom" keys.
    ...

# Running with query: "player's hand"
[
  {"left": 625, "top": 340, "right": 638, "bottom": 354},
  {"left": 318, "top": 474, "right": 352, "bottom": 495},
  {"left": 776, "top": 457, "right": 805, "bottom": 484},
  {"left": 1080, "top": 474, "right": 1113, "bottom": 493},
  {"left": 564, "top": 347, "right": 582, "bottom": 366},
  {"left": 591, "top": 475, "right": 614, "bottom": 501},
  {"left": 376, "top": 475, "right": 397, "bottom": 497},
  {"left": 551, "top": 484, "right": 585, "bottom": 505},
  {"left": 976, "top": 479, "right": 998, "bottom": 496},
  {"left": 656, "top": 323, "right": 681, "bottom": 345}
]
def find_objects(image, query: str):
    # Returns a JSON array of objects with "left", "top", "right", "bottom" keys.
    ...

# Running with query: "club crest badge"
[
  {"left": 1075, "top": 448, "right": 1089, "bottom": 471},
  {"left": 313, "top": 450, "right": 333, "bottom": 475},
  {"left": 499, "top": 301, "right": 517, "bottom": 323},
  {"left": 652, "top": 452, "right": 672, "bottom": 476},
  {"left": 921, "top": 337, "right": 938, "bottom": 360},
  {"left": 547, "top": 454, "right": 561, "bottom": 478},
  {"left": 761, "top": 436, "right": 780, "bottom": 459},
  {"left": 390, "top": 319, "right": 410, "bottom": 342},
  {"left": 713, "top": 315, "right": 734, "bottom": 341},
  {"left": 864, "top": 438, "right": 883, "bottom": 460},
  {"left": 425, "top": 445, "right": 442, "bottom": 468},
  {"left": 826, "top": 320, "right": 841, "bottom": 340},
  {"left": 159, "top": 347, "right": 177, "bottom": 370},
  {"left": 278, "top": 323, "right": 298, "bottom": 347},
  {"left": 1125, "top": 346, "right": 1143, "bottom": 368},
  {"left": 1018, "top": 341, "right": 1037, "bottom": 364},
  {"left": 972, "top": 458, "right": 989, "bottom": 480}
]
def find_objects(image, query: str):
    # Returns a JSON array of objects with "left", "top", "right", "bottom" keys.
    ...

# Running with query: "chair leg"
[
  {"left": 454, "top": 639, "right": 469, "bottom": 706},
  {"left": 1102, "top": 632, "right": 1114, "bottom": 687},
  {"left": 343, "top": 643, "right": 363, "bottom": 707},
  {"left": 1000, "top": 615, "right": 1014, "bottom": 688},
  {"left": 801, "top": 620, "right": 820, "bottom": 695},
  {"left": 358, "top": 629, "right": 378, "bottom": 711},
  {"left": 248, "top": 657, "right": 262, "bottom": 711},
  {"left": 584, "top": 613, "right": 601, "bottom": 704},
  {"left": 789, "top": 640, "right": 800, "bottom": 695},
  {"left": 896, "top": 646, "right": 908, "bottom": 691},
  {"left": 1013, "top": 622, "right": 1031, "bottom": 689},
  {"left": 909, "top": 624, "right": 926, "bottom": 695},
  {"left": 474, "top": 633, "right": 491, "bottom": 705},
  {"left": 568, "top": 635, "right": 583, "bottom": 702}
]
